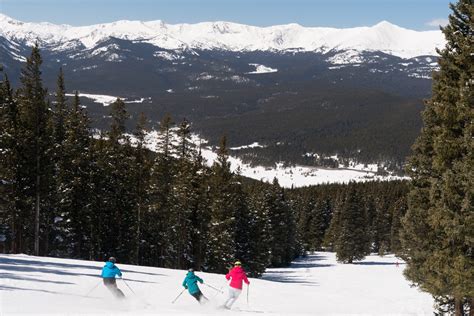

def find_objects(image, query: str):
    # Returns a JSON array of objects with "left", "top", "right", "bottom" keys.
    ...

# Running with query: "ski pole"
[
  {"left": 246, "top": 284, "right": 249, "bottom": 305},
  {"left": 172, "top": 289, "right": 186, "bottom": 304},
  {"left": 203, "top": 283, "right": 224, "bottom": 293},
  {"left": 84, "top": 279, "right": 102, "bottom": 297},
  {"left": 121, "top": 278, "right": 136, "bottom": 295}
]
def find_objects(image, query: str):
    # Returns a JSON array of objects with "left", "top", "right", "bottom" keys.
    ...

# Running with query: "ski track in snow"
[{"left": 0, "top": 252, "right": 433, "bottom": 315}]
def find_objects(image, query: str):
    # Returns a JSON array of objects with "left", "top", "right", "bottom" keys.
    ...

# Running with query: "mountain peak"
[
  {"left": 0, "top": 15, "right": 445, "bottom": 58},
  {"left": 0, "top": 13, "right": 21, "bottom": 24},
  {"left": 372, "top": 20, "right": 402, "bottom": 30}
]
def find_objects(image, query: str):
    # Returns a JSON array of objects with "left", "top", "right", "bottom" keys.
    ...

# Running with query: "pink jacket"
[{"left": 226, "top": 266, "right": 250, "bottom": 290}]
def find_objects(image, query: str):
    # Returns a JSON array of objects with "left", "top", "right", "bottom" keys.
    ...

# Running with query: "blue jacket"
[
  {"left": 182, "top": 271, "right": 203, "bottom": 294},
  {"left": 101, "top": 261, "right": 122, "bottom": 279}
]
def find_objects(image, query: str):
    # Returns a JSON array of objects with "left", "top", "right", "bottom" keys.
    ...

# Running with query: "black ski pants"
[
  {"left": 191, "top": 290, "right": 208, "bottom": 304},
  {"left": 103, "top": 278, "right": 125, "bottom": 299}
]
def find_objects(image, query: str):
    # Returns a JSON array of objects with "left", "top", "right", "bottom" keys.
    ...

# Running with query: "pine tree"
[
  {"left": 389, "top": 196, "right": 406, "bottom": 255},
  {"left": 232, "top": 172, "right": 253, "bottom": 272},
  {"left": 373, "top": 193, "right": 392, "bottom": 256},
  {"left": 188, "top": 145, "right": 211, "bottom": 270},
  {"left": 293, "top": 194, "right": 312, "bottom": 253},
  {"left": 206, "top": 136, "right": 237, "bottom": 273},
  {"left": 108, "top": 98, "right": 128, "bottom": 144},
  {"left": 145, "top": 114, "right": 175, "bottom": 267},
  {"left": 244, "top": 182, "right": 272, "bottom": 276},
  {"left": 16, "top": 44, "right": 54, "bottom": 255},
  {"left": 309, "top": 198, "right": 332, "bottom": 251},
  {"left": 168, "top": 118, "right": 197, "bottom": 269},
  {"left": 49, "top": 68, "right": 69, "bottom": 256},
  {"left": 95, "top": 98, "right": 136, "bottom": 262},
  {"left": 53, "top": 68, "right": 67, "bottom": 150},
  {"left": 323, "top": 192, "right": 344, "bottom": 251},
  {"left": 401, "top": 1, "right": 473, "bottom": 314},
  {"left": 0, "top": 71, "right": 19, "bottom": 253},
  {"left": 266, "top": 178, "right": 296, "bottom": 267},
  {"left": 334, "top": 185, "right": 370, "bottom": 263},
  {"left": 131, "top": 112, "right": 151, "bottom": 265},
  {"left": 55, "top": 91, "right": 93, "bottom": 258}
]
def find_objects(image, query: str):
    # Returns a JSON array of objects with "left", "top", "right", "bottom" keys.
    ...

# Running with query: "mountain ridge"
[{"left": 0, "top": 14, "right": 445, "bottom": 58}]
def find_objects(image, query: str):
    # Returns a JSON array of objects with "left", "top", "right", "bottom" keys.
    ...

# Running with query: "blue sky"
[{"left": 0, "top": 0, "right": 452, "bottom": 30}]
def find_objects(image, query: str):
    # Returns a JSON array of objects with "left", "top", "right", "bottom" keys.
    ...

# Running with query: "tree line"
[
  {"left": 0, "top": 44, "right": 300, "bottom": 276},
  {"left": 0, "top": 44, "right": 409, "bottom": 276}
]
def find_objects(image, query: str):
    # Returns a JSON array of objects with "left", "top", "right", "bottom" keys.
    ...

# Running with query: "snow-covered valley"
[
  {"left": 0, "top": 252, "right": 434, "bottom": 315},
  {"left": 127, "top": 132, "right": 406, "bottom": 188}
]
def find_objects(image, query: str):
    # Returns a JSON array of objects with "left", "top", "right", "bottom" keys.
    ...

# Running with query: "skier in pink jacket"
[{"left": 223, "top": 261, "right": 250, "bottom": 309}]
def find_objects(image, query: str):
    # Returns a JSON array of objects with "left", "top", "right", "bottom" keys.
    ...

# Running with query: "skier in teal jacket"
[
  {"left": 182, "top": 269, "right": 208, "bottom": 304},
  {"left": 101, "top": 257, "right": 125, "bottom": 299}
]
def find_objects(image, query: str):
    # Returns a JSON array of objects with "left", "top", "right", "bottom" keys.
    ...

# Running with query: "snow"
[
  {"left": 72, "top": 65, "right": 99, "bottom": 72},
  {"left": 127, "top": 132, "right": 406, "bottom": 188},
  {"left": 327, "top": 49, "right": 364, "bottom": 65},
  {"left": 408, "top": 73, "right": 432, "bottom": 80},
  {"left": 65, "top": 93, "right": 149, "bottom": 106},
  {"left": 66, "top": 93, "right": 118, "bottom": 106},
  {"left": 91, "top": 44, "right": 120, "bottom": 56},
  {"left": 153, "top": 51, "right": 183, "bottom": 61},
  {"left": 196, "top": 73, "right": 214, "bottom": 81},
  {"left": 198, "top": 145, "right": 405, "bottom": 188},
  {"left": 230, "top": 142, "right": 265, "bottom": 150},
  {"left": 0, "top": 14, "right": 445, "bottom": 59},
  {"left": 0, "top": 252, "right": 434, "bottom": 315},
  {"left": 246, "top": 64, "right": 278, "bottom": 74},
  {"left": 125, "top": 97, "right": 151, "bottom": 104}
]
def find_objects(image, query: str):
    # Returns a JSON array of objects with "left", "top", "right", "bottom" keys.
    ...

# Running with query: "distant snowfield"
[
  {"left": 65, "top": 93, "right": 150, "bottom": 106},
  {"left": 246, "top": 64, "right": 278, "bottom": 74},
  {"left": 128, "top": 132, "right": 406, "bottom": 188},
  {"left": 230, "top": 142, "right": 266, "bottom": 150},
  {"left": 200, "top": 148, "right": 404, "bottom": 187},
  {"left": 0, "top": 252, "right": 434, "bottom": 315}
]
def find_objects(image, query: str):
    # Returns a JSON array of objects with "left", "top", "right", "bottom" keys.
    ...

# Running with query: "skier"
[
  {"left": 182, "top": 268, "right": 208, "bottom": 304},
  {"left": 101, "top": 256, "right": 125, "bottom": 299},
  {"left": 223, "top": 261, "right": 250, "bottom": 309}
]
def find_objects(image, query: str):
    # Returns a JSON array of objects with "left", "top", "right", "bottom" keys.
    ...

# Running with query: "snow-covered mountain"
[
  {"left": 0, "top": 13, "right": 444, "bottom": 58},
  {"left": 0, "top": 14, "right": 444, "bottom": 176}
]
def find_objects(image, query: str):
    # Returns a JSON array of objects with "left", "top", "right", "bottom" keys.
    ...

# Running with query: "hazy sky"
[{"left": 0, "top": 0, "right": 452, "bottom": 30}]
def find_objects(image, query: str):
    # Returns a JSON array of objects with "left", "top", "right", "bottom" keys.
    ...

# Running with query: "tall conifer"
[
  {"left": 402, "top": 1, "right": 473, "bottom": 314},
  {"left": 16, "top": 44, "right": 54, "bottom": 255}
]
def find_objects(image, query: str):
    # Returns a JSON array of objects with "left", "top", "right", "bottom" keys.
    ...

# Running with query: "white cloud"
[{"left": 426, "top": 18, "right": 449, "bottom": 28}]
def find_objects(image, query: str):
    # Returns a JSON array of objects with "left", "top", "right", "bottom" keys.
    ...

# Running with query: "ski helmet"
[
  {"left": 109, "top": 257, "right": 117, "bottom": 263},
  {"left": 234, "top": 261, "right": 242, "bottom": 266},
  {"left": 188, "top": 268, "right": 194, "bottom": 272}
]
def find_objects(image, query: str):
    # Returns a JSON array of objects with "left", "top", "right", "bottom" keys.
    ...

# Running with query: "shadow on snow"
[
  {"left": 353, "top": 261, "right": 405, "bottom": 266},
  {"left": 261, "top": 254, "right": 332, "bottom": 286},
  {"left": 0, "top": 272, "right": 75, "bottom": 285},
  {"left": 0, "top": 256, "right": 162, "bottom": 283}
]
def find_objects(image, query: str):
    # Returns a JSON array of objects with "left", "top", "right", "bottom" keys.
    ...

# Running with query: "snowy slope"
[
  {"left": 0, "top": 252, "right": 434, "bottom": 315},
  {"left": 0, "top": 13, "right": 444, "bottom": 58}
]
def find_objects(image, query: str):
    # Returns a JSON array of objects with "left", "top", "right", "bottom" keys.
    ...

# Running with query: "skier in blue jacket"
[
  {"left": 182, "top": 268, "right": 208, "bottom": 304},
  {"left": 101, "top": 257, "right": 125, "bottom": 299}
]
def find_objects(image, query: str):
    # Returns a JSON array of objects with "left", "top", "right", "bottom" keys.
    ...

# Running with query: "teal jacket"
[
  {"left": 182, "top": 271, "right": 203, "bottom": 294},
  {"left": 101, "top": 261, "right": 122, "bottom": 279}
]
